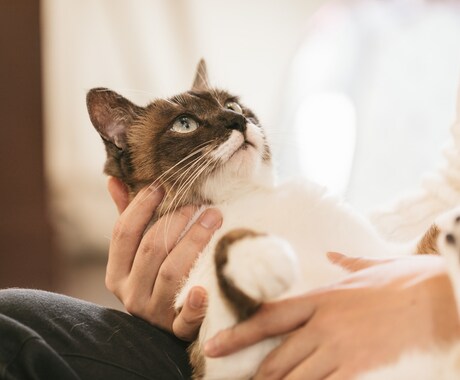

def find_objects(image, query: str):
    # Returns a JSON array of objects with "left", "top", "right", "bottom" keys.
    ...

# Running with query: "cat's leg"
[
  {"left": 188, "top": 229, "right": 299, "bottom": 380},
  {"left": 214, "top": 228, "right": 300, "bottom": 320}
]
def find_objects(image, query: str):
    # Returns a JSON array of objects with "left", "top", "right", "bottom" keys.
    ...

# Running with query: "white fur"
[
  {"left": 173, "top": 120, "right": 460, "bottom": 379},
  {"left": 358, "top": 344, "right": 460, "bottom": 380},
  {"left": 210, "top": 130, "right": 245, "bottom": 162},
  {"left": 223, "top": 235, "right": 300, "bottom": 302}
]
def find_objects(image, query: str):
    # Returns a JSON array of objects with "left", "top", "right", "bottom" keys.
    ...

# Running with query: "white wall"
[
  {"left": 41, "top": 0, "right": 325, "bottom": 255},
  {"left": 42, "top": 0, "right": 460, "bottom": 256}
]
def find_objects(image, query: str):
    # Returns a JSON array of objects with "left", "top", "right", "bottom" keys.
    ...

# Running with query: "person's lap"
[{"left": 0, "top": 288, "right": 191, "bottom": 380}]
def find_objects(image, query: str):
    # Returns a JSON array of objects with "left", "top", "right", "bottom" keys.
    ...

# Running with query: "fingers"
[
  {"left": 327, "top": 252, "right": 389, "bottom": 273},
  {"left": 173, "top": 286, "right": 208, "bottom": 341},
  {"left": 128, "top": 205, "right": 198, "bottom": 299},
  {"left": 105, "top": 177, "right": 222, "bottom": 337},
  {"left": 204, "top": 296, "right": 315, "bottom": 357},
  {"left": 284, "top": 347, "right": 338, "bottom": 380},
  {"left": 107, "top": 176, "right": 129, "bottom": 214},
  {"left": 106, "top": 185, "right": 164, "bottom": 293},
  {"left": 146, "top": 208, "right": 222, "bottom": 329},
  {"left": 254, "top": 327, "right": 318, "bottom": 380}
]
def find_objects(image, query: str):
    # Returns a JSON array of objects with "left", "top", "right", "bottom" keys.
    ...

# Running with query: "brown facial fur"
[{"left": 87, "top": 87, "right": 271, "bottom": 217}]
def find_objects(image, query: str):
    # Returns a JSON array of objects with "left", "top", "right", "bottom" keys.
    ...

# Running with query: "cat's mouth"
[
  {"left": 230, "top": 138, "right": 256, "bottom": 158},
  {"left": 211, "top": 130, "right": 258, "bottom": 165}
]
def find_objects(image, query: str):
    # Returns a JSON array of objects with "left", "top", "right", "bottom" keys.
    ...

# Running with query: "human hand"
[
  {"left": 204, "top": 253, "right": 460, "bottom": 379},
  {"left": 106, "top": 176, "right": 222, "bottom": 341}
]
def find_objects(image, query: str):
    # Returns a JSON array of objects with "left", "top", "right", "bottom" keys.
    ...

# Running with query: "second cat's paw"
[
  {"left": 436, "top": 207, "right": 460, "bottom": 261},
  {"left": 215, "top": 229, "right": 299, "bottom": 319},
  {"left": 436, "top": 207, "right": 460, "bottom": 309}
]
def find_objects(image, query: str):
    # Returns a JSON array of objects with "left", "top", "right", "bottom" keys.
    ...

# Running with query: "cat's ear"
[
  {"left": 191, "top": 59, "right": 210, "bottom": 91},
  {"left": 86, "top": 88, "right": 143, "bottom": 150}
]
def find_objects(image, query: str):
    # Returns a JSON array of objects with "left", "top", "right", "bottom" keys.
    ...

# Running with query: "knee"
[{"left": 0, "top": 288, "right": 54, "bottom": 312}]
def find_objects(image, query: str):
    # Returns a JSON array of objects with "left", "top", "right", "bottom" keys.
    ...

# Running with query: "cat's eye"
[
  {"left": 225, "top": 101, "right": 243, "bottom": 115},
  {"left": 171, "top": 116, "right": 199, "bottom": 134}
]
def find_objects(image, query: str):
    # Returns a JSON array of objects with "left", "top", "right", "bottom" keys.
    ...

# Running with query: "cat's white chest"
[{"left": 176, "top": 179, "right": 380, "bottom": 321}]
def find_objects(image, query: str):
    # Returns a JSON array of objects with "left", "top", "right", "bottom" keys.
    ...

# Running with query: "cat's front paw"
[
  {"left": 215, "top": 229, "right": 299, "bottom": 320},
  {"left": 436, "top": 207, "right": 460, "bottom": 311}
]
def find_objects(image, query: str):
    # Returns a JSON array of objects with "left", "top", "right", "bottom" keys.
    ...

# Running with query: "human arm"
[
  {"left": 106, "top": 176, "right": 220, "bottom": 340},
  {"left": 204, "top": 253, "right": 460, "bottom": 380}
]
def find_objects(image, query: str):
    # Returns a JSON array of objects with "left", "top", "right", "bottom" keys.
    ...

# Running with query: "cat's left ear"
[
  {"left": 86, "top": 88, "right": 143, "bottom": 150},
  {"left": 192, "top": 59, "right": 210, "bottom": 91}
]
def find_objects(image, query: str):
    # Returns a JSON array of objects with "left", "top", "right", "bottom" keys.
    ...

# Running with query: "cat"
[{"left": 87, "top": 60, "right": 460, "bottom": 379}]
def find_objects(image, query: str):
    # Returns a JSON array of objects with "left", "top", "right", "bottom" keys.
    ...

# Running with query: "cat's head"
[{"left": 86, "top": 60, "right": 274, "bottom": 213}]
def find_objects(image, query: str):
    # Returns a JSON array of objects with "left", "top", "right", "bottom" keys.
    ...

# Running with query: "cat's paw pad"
[{"left": 216, "top": 229, "right": 299, "bottom": 306}]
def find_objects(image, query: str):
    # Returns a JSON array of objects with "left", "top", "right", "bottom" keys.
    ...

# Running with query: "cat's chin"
[
  {"left": 222, "top": 130, "right": 264, "bottom": 174},
  {"left": 225, "top": 142, "right": 258, "bottom": 172},
  {"left": 202, "top": 156, "right": 275, "bottom": 204}
]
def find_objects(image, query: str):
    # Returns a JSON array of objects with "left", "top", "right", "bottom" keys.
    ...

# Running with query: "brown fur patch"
[
  {"left": 416, "top": 224, "right": 440, "bottom": 255},
  {"left": 215, "top": 229, "right": 263, "bottom": 321}
]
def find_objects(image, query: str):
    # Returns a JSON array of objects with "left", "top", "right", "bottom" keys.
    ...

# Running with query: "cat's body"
[
  {"left": 177, "top": 179, "right": 403, "bottom": 379},
  {"left": 87, "top": 60, "right": 460, "bottom": 379}
]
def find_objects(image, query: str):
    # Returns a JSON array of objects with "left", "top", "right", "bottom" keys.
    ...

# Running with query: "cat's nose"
[{"left": 225, "top": 115, "right": 246, "bottom": 133}]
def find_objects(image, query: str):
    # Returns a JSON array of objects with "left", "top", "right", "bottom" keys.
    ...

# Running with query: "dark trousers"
[{"left": 0, "top": 289, "right": 192, "bottom": 380}]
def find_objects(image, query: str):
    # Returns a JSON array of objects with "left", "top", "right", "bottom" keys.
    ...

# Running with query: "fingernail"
[
  {"left": 199, "top": 209, "right": 222, "bottom": 229},
  {"left": 327, "top": 252, "right": 345, "bottom": 262},
  {"left": 188, "top": 289, "right": 205, "bottom": 310}
]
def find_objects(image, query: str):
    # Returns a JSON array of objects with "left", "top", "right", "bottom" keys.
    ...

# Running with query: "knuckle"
[
  {"left": 173, "top": 324, "right": 192, "bottom": 341},
  {"left": 174, "top": 207, "right": 195, "bottom": 224},
  {"left": 111, "top": 219, "right": 129, "bottom": 243},
  {"left": 158, "top": 265, "right": 177, "bottom": 284},
  {"left": 173, "top": 328, "right": 188, "bottom": 341},
  {"left": 258, "top": 359, "right": 279, "bottom": 379},
  {"left": 188, "top": 225, "right": 212, "bottom": 246},
  {"left": 104, "top": 275, "right": 116, "bottom": 293},
  {"left": 173, "top": 319, "right": 198, "bottom": 341},
  {"left": 139, "top": 234, "right": 169, "bottom": 257},
  {"left": 181, "top": 309, "right": 203, "bottom": 326},
  {"left": 124, "top": 295, "right": 142, "bottom": 315},
  {"left": 137, "top": 241, "right": 156, "bottom": 256}
]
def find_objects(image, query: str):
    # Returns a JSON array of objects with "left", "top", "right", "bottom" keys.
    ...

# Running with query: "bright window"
[{"left": 280, "top": 0, "right": 460, "bottom": 211}]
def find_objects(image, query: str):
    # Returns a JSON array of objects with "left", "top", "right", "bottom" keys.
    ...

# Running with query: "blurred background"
[{"left": 1, "top": 0, "right": 460, "bottom": 309}]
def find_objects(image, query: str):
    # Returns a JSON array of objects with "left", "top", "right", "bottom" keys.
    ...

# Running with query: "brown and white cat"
[{"left": 87, "top": 60, "right": 460, "bottom": 379}]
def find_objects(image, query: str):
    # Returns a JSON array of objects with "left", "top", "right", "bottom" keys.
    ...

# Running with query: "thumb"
[
  {"left": 172, "top": 287, "right": 208, "bottom": 341},
  {"left": 327, "top": 252, "right": 389, "bottom": 273}
]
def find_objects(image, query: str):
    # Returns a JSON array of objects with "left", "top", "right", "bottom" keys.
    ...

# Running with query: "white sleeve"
[{"left": 370, "top": 83, "right": 460, "bottom": 243}]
